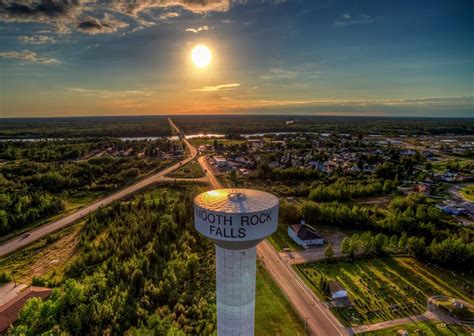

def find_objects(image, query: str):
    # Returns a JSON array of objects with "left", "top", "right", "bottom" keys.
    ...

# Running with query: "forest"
[
  {"left": 10, "top": 186, "right": 216, "bottom": 335},
  {"left": 172, "top": 115, "right": 474, "bottom": 136},
  {"left": 2, "top": 116, "right": 473, "bottom": 139},
  {"left": 0, "top": 138, "right": 178, "bottom": 235},
  {"left": 0, "top": 116, "right": 170, "bottom": 139}
]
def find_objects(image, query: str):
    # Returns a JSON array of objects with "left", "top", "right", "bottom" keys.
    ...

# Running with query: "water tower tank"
[{"left": 194, "top": 188, "right": 279, "bottom": 335}]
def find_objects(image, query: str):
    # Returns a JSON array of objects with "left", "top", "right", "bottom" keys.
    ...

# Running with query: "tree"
[
  {"left": 407, "top": 236, "right": 425, "bottom": 258},
  {"left": 229, "top": 169, "right": 238, "bottom": 186},
  {"left": 131, "top": 269, "right": 145, "bottom": 294},
  {"left": 324, "top": 243, "right": 334, "bottom": 261},
  {"left": 398, "top": 232, "right": 408, "bottom": 253},
  {"left": 373, "top": 233, "right": 387, "bottom": 255},
  {"left": 340, "top": 237, "right": 351, "bottom": 257},
  {"left": 389, "top": 235, "right": 398, "bottom": 252}
]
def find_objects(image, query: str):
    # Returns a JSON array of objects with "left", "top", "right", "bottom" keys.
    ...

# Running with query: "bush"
[{"left": 0, "top": 271, "right": 12, "bottom": 283}]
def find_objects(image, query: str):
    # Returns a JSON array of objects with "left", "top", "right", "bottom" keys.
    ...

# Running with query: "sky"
[{"left": 0, "top": 0, "right": 473, "bottom": 118}]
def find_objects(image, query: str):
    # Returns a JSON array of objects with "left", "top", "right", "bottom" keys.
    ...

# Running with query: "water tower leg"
[{"left": 216, "top": 245, "right": 257, "bottom": 336}]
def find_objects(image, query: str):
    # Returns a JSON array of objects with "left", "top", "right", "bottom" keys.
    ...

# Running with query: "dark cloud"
[
  {"left": 0, "top": 0, "right": 83, "bottom": 33},
  {"left": 0, "top": 1, "right": 231, "bottom": 34},
  {"left": 77, "top": 13, "right": 128, "bottom": 34},
  {"left": 107, "top": 0, "right": 231, "bottom": 16}
]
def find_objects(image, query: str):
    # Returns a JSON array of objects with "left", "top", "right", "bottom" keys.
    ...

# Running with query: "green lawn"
[
  {"left": 268, "top": 222, "right": 303, "bottom": 252},
  {"left": 295, "top": 257, "right": 473, "bottom": 326},
  {"left": 255, "top": 262, "right": 306, "bottom": 335},
  {"left": 167, "top": 160, "right": 204, "bottom": 178},
  {"left": 358, "top": 320, "right": 472, "bottom": 335},
  {"left": 460, "top": 184, "right": 474, "bottom": 201}
]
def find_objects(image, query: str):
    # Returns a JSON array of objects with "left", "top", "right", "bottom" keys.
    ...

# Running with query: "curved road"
[{"left": 0, "top": 121, "right": 197, "bottom": 257}]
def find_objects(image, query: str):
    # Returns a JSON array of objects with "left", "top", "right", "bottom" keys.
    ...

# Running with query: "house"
[
  {"left": 414, "top": 183, "right": 431, "bottom": 196},
  {"left": 247, "top": 139, "right": 264, "bottom": 148},
  {"left": 0, "top": 286, "right": 52, "bottom": 332},
  {"left": 329, "top": 281, "right": 348, "bottom": 299},
  {"left": 213, "top": 156, "right": 229, "bottom": 169},
  {"left": 440, "top": 204, "right": 462, "bottom": 215},
  {"left": 288, "top": 223, "right": 324, "bottom": 247}
]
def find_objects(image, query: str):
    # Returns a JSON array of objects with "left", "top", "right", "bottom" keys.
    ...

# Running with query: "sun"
[{"left": 191, "top": 44, "right": 212, "bottom": 68}]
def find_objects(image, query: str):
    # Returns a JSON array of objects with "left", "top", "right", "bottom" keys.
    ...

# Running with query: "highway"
[
  {"left": 0, "top": 120, "right": 198, "bottom": 257},
  {"left": 190, "top": 124, "right": 348, "bottom": 335}
]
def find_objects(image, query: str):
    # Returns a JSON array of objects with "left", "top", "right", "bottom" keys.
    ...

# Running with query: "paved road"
[
  {"left": 182, "top": 127, "right": 348, "bottom": 335},
  {"left": 0, "top": 124, "right": 198, "bottom": 258}
]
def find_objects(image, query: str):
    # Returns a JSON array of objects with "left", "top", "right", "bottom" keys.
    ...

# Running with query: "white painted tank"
[{"left": 194, "top": 189, "right": 279, "bottom": 336}]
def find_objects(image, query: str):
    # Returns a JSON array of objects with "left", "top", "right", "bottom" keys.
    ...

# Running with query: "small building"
[
  {"left": 288, "top": 223, "right": 324, "bottom": 247},
  {"left": 0, "top": 286, "right": 52, "bottom": 332},
  {"left": 439, "top": 204, "right": 462, "bottom": 215},
  {"left": 213, "top": 156, "right": 229, "bottom": 168},
  {"left": 414, "top": 183, "right": 431, "bottom": 196},
  {"left": 329, "top": 281, "right": 348, "bottom": 299}
]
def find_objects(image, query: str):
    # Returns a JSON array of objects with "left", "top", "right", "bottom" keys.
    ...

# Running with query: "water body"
[{"left": 0, "top": 132, "right": 316, "bottom": 142}]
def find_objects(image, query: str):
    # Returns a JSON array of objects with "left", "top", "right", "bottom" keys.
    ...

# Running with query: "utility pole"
[{"left": 12, "top": 273, "right": 16, "bottom": 287}]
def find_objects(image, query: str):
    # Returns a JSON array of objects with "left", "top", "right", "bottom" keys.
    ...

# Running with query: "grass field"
[
  {"left": 255, "top": 261, "right": 305, "bottom": 335},
  {"left": 167, "top": 160, "right": 204, "bottom": 178},
  {"left": 358, "top": 320, "right": 472, "bottom": 335},
  {"left": 432, "top": 158, "right": 473, "bottom": 173},
  {"left": 0, "top": 222, "right": 83, "bottom": 284},
  {"left": 295, "top": 257, "right": 473, "bottom": 326},
  {"left": 460, "top": 184, "right": 474, "bottom": 201}
]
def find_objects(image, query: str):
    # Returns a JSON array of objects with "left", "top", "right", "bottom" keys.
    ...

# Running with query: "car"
[{"left": 21, "top": 233, "right": 30, "bottom": 239}]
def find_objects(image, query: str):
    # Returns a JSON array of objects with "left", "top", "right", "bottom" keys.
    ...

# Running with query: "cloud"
[
  {"left": 190, "top": 83, "right": 240, "bottom": 92},
  {"left": 0, "top": 1, "right": 230, "bottom": 34},
  {"left": 67, "top": 87, "right": 156, "bottom": 97},
  {"left": 185, "top": 25, "right": 209, "bottom": 33},
  {"left": 260, "top": 68, "right": 298, "bottom": 80},
  {"left": 18, "top": 34, "right": 55, "bottom": 44},
  {"left": 77, "top": 14, "right": 129, "bottom": 35},
  {"left": 335, "top": 13, "right": 373, "bottom": 26},
  {"left": 160, "top": 11, "right": 180, "bottom": 19},
  {"left": 0, "top": 0, "right": 83, "bottom": 33},
  {"left": 108, "top": 0, "right": 231, "bottom": 17},
  {"left": 0, "top": 50, "right": 59, "bottom": 64}
]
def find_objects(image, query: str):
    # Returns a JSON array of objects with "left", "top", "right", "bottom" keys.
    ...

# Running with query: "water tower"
[{"left": 194, "top": 188, "right": 279, "bottom": 335}]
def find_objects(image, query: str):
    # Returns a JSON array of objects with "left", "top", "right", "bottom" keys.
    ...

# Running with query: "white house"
[
  {"left": 213, "top": 156, "right": 229, "bottom": 168},
  {"left": 329, "top": 281, "right": 348, "bottom": 299},
  {"left": 288, "top": 223, "right": 324, "bottom": 247}
]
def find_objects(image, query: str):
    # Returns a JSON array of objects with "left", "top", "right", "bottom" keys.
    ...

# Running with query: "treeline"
[
  {"left": 0, "top": 138, "right": 175, "bottom": 162},
  {"left": 301, "top": 193, "right": 443, "bottom": 237},
  {"left": 300, "top": 192, "right": 473, "bottom": 270},
  {"left": 0, "top": 192, "right": 64, "bottom": 235},
  {"left": 254, "top": 162, "right": 322, "bottom": 181},
  {"left": 0, "top": 139, "right": 175, "bottom": 235},
  {"left": 308, "top": 179, "right": 395, "bottom": 202},
  {"left": 173, "top": 115, "right": 474, "bottom": 136},
  {"left": 340, "top": 230, "right": 473, "bottom": 270},
  {"left": 11, "top": 187, "right": 216, "bottom": 335},
  {"left": 0, "top": 116, "right": 170, "bottom": 138}
]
